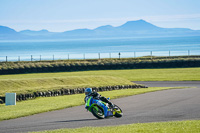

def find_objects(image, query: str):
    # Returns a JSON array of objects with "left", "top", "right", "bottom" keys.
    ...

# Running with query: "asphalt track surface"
[{"left": 0, "top": 81, "right": 200, "bottom": 133}]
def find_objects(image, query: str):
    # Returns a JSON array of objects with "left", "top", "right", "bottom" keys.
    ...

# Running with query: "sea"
[{"left": 0, "top": 36, "right": 200, "bottom": 61}]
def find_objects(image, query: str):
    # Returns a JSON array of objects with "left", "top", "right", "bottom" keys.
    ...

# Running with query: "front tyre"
[
  {"left": 91, "top": 106, "right": 104, "bottom": 119},
  {"left": 113, "top": 105, "right": 123, "bottom": 118}
]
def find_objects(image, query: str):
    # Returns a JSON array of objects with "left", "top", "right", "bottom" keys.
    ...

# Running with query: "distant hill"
[
  {"left": 0, "top": 20, "right": 200, "bottom": 40},
  {"left": 19, "top": 29, "right": 52, "bottom": 36},
  {"left": 0, "top": 25, "right": 21, "bottom": 39},
  {"left": 117, "top": 19, "right": 161, "bottom": 31},
  {"left": 0, "top": 25, "right": 17, "bottom": 34}
]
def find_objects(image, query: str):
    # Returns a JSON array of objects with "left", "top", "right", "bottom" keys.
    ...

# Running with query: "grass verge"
[
  {"left": 30, "top": 120, "right": 200, "bottom": 133},
  {"left": 0, "top": 76, "right": 133, "bottom": 96},
  {"left": 0, "top": 67, "right": 199, "bottom": 81},
  {"left": 0, "top": 87, "right": 185, "bottom": 121},
  {"left": 0, "top": 67, "right": 199, "bottom": 96}
]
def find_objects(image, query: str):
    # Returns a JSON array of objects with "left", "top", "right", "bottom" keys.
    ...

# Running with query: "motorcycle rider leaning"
[{"left": 84, "top": 88, "right": 114, "bottom": 108}]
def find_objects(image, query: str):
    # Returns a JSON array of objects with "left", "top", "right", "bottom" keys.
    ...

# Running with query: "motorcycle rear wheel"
[{"left": 91, "top": 106, "right": 104, "bottom": 119}]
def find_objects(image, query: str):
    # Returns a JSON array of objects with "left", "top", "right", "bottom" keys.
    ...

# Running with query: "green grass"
[
  {"left": 0, "top": 67, "right": 199, "bottom": 81},
  {"left": 0, "top": 67, "right": 199, "bottom": 96},
  {"left": 30, "top": 120, "right": 200, "bottom": 133},
  {"left": 0, "top": 76, "right": 133, "bottom": 96},
  {"left": 0, "top": 87, "right": 184, "bottom": 121}
]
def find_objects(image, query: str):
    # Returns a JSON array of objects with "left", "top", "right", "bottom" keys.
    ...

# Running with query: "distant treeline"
[{"left": 0, "top": 56, "right": 200, "bottom": 75}]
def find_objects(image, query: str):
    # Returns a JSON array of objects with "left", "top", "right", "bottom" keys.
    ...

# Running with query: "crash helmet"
[{"left": 85, "top": 88, "right": 92, "bottom": 96}]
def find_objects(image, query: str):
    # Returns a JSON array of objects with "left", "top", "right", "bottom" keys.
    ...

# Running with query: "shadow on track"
[{"left": 51, "top": 118, "right": 99, "bottom": 123}]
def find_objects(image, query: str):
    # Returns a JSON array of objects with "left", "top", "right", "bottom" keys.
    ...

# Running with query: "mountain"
[
  {"left": 0, "top": 26, "right": 21, "bottom": 39},
  {"left": 19, "top": 29, "right": 52, "bottom": 36},
  {"left": 63, "top": 28, "right": 94, "bottom": 35},
  {"left": 0, "top": 20, "right": 200, "bottom": 40},
  {"left": 94, "top": 25, "right": 115, "bottom": 31},
  {"left": 0, "top": 25, "right": 18, "bottom": 34},
  {"left": 117, "top": 19, "right": 161, "bottom": 31}
]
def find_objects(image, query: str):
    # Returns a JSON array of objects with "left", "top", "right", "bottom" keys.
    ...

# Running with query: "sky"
[{"left": 0, "top": 0, "right": 200, "bottom": 32}]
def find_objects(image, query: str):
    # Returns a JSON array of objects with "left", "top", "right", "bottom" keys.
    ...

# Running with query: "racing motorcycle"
[{"left": 85, "top": 97, "right": 123, "bottom": 119}]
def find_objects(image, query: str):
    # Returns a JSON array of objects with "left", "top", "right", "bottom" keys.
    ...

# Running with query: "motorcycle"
[{"left": 85, "top": 97, "right": 123, "bottom": 119}]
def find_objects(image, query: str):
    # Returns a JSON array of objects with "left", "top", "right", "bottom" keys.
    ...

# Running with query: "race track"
[{"left": 0, "top": 81, "right": 200, "bottom": 133}]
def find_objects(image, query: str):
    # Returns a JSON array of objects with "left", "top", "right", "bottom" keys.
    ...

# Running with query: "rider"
[{"left": 84, "top": 88, "right": 114, "bottom": 108}]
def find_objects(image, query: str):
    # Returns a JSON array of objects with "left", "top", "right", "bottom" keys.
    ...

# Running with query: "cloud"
[
  {"left": 144, "top": 14, "right": 200, "bottom": 22},
  {"left": 1, "top": 13, "right": 200, "bottom": 24}
]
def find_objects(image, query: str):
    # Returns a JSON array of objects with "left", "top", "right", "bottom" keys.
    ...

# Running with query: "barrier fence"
[{"left": 0, "top": 50, "right": 200, "bottom": 62}]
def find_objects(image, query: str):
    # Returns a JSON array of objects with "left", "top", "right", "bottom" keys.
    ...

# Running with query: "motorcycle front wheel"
[
  {"left": 91, "top": 106, "right": 104, "bottom": 119},
  {"left": 113, "top": 104, "right": 123, "bottom": 118}
]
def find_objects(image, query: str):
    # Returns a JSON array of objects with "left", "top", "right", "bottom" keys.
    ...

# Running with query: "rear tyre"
[
  {"left": 113, "top": 105, "right": 123, "bottom": 118},
  {"left": 91, "top": 106, "right": 104, "bottom": 119}
]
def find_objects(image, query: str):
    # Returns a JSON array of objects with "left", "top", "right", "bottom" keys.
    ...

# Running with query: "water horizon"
[{"left": 0, "top": 36, "right": 200, "bottom": 61}]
